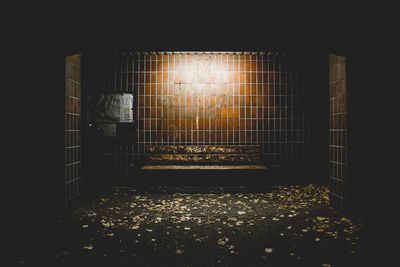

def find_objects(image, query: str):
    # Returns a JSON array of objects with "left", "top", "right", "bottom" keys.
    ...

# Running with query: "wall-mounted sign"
[{"left": 91, "top": 94, "right": 133, "bottom": 122}]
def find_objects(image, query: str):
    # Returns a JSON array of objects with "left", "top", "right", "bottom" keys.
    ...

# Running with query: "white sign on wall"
[{"left": 93, "top": 94, "right": 134, "bottom": 123}]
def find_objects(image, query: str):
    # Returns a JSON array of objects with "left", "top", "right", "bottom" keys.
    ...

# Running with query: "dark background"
[{"left": 3, "top": 2, "right": 397, "bottom": 264}]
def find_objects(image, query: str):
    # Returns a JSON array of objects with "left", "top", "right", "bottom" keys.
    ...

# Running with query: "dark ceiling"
[{"left": 6, "top": 2, "right": 395, "bottom": 57}]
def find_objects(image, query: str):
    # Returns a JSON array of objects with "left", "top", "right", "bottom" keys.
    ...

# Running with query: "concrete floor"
[{"left": 14, "top": 185, "right": 365, "bottom": 266}]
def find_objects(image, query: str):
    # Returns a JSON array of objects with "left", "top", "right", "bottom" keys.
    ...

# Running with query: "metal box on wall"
[{"left": 89, "top": 94, "right": 135, "bottom": 137}]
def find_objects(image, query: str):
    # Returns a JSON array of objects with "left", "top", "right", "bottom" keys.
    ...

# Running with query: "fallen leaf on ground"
[
  {"left": 264, "top": 248, "right": 273, "bottom": 253},
  {"left": 217, "top": 238, "right": 229, "bottom": 246},
  {"left": 176, "top": 249, "right": 184, "bottom": 254},
  {"left": 340, "top": 217, "right": 351, "bottom": 223}
]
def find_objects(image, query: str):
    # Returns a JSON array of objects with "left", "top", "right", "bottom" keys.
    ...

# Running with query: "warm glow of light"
[{"left": 172, "top": 55, "right": 229, "bottom": 86}]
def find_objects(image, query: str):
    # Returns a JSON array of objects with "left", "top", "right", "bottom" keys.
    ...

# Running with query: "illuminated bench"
[{"left": 141, "top": 145, "right": 266, "bottom": 170}]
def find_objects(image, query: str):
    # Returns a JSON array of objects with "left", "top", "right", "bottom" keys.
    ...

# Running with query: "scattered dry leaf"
[
  {"left": 264, "top": 248, "right": 273, "bottom": 253},
  {"left": 83, "top": 245, "right": 93, "bottom": 250},
  {"left": 340, "top": 217, "right": 351, "bottom": 223}
]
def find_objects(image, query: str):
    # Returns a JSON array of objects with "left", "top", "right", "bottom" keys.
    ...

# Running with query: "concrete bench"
[{"left": 141, "top": 145, "right": 266, "bottom": 170}]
